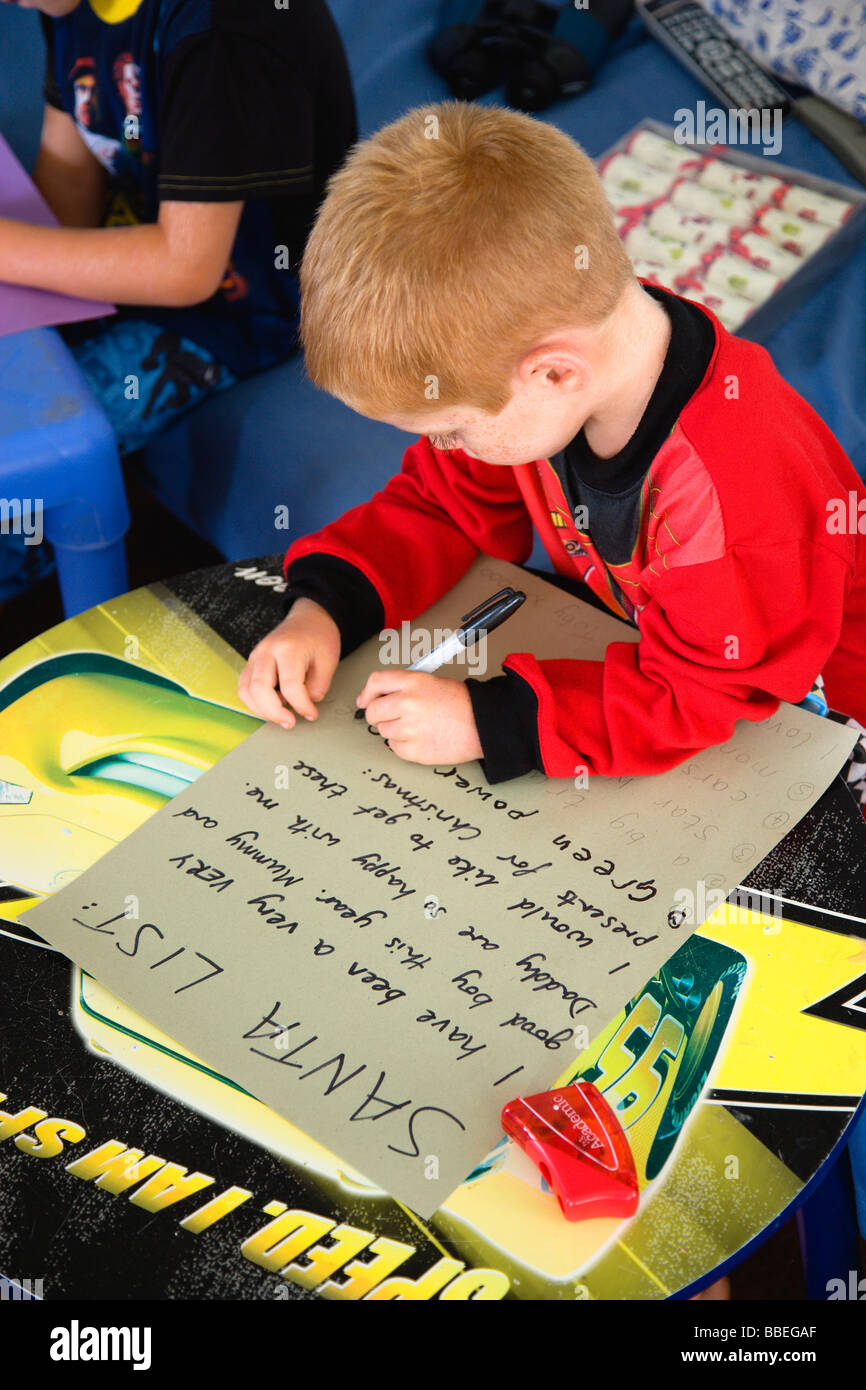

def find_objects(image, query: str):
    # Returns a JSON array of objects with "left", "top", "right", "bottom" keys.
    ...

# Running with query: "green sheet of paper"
[{"left": 21, "top": 559, "right": 857, "bottom": 1216}]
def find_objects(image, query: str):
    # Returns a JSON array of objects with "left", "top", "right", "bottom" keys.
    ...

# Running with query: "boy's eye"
[{"left": 429, "top": 433, "right": 458, "bottom": 450}]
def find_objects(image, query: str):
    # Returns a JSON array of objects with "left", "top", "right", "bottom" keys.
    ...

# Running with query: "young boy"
[
  {"left": 238, "top": 101, "right": 866, "bottom": 799},
  {"left": 0, "top": 0, "right": 356, "bottom": 601}
]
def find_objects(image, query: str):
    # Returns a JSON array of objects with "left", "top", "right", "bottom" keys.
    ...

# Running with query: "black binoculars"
[{"left": 429, "top": 0, "right": 633, "bottom": 112}]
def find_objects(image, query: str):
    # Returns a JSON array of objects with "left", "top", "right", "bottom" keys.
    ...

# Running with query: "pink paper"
[{"left": 0, "top": 132, "right": 115, "bottom": 338}]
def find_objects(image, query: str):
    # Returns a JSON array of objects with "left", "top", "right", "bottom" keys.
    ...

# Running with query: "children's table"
[{"left": 1, "top": 557, "right": 864, "bottom": 1301}]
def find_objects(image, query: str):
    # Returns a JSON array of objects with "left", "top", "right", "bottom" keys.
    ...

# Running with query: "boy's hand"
[
  {"left": 356, "top": 670, "right": 483, "bottom": 765},
  {"left": 238, "top": 599, "right": 340, "bottom": 728}
]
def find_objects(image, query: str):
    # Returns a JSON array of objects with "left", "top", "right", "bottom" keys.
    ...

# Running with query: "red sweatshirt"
[{"left": 283, "top": 301, "right": 866, "bottom": 780}]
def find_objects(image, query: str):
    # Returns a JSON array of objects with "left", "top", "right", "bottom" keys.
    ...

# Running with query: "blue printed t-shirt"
[{"left": 42, "top": 0, "right": 357, "bottom": 375}]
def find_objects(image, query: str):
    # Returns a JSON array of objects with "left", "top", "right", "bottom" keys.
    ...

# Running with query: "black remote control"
[{"left": 637, "top": 0, "right": 792, "bottom": 115}]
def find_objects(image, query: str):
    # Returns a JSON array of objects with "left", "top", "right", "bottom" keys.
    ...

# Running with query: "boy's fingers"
[
  {"left": 244, "top": 659, "right": 296, "bottom": 725},
  {"left": 276, "top": 658, "right": 318, "bottom": 721},
  {"left": 278, "top": 682, "right": 318, "bottom": 723},
  {"left": 238, "top": 659, "right": 257, "bottom": 698},
  {"left": 385, "top": 738, "right": 412, "bottom": 761},
  {"left": 306, "top": 654, "right": 337, "bottom": 704},
  {"left": 371, "top": 714, "right": 403, "bottom": 734},
  {"left": 364, "top": 693, "right": 403, "bottom": 725},
  {"left": 357, "top": 668, "right": 409, "bottom": 709}
]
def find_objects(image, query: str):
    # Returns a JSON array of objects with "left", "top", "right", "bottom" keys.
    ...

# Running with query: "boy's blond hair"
[{"left": 300, "top": 101, "right": 634, "bottom": 420}]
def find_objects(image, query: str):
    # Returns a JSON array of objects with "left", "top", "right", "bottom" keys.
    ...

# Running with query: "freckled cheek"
[
  {"left": 496, "top": 445, "right": 534, "bottom": 465},
  {"left": 473, "top": 432, "right": 527, "bottom": 464}
]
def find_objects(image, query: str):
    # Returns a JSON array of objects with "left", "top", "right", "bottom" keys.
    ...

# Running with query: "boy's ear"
[{"left": 518, "top": 343, "right": 591, "bottom": 395}]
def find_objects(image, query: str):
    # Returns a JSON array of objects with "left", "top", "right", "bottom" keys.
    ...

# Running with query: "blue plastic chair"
[
  {"left": 848, "top": 1103, "right": 866, "bottom": 1240},
  {"left": 796, "top": 1107, "right": 866, "bottom": 1301},
  {"left": 0, "top": 326, "right": 129, "bottom": 618}
]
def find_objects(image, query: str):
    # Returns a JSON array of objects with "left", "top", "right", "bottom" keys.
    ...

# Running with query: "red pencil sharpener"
[{"left": 501, "top": 1081, "right": 639, "bottom": 1222}]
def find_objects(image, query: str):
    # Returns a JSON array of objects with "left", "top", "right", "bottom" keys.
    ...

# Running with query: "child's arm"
[
  {"left": 289, "top": 522, "right": 855, "bottom": 782},
  {"left": 32, "top": 103, "right": 106, "bottom": 229},
  {"left": 285, "top": 438, "right": 535, "bottom": 629},
  {"left": 0, "top": 198, "right": 242, "bottom": 308},
  {"left": 239, "top": 439, "right": 532, "bottom": 738},
  {"left": 487, "top": 540, "right": 856, "bottom": 781}
]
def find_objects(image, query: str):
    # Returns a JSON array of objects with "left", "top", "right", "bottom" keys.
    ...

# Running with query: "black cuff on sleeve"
[
  {"left": 283, "top": 554, "right": 384, "bottom": 657},
  {"left": 465, "top": 669, "right": 545, "bottom": 785}
]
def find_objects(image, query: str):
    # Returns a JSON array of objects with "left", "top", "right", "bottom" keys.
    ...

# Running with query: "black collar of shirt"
[{"left": 557, "top": 283, "right": 717, "bottom": 496}]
